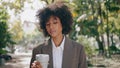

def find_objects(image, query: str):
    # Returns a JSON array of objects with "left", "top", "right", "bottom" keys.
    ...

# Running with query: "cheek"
[
  {"left": 58, "top": 25, "right": 63, "bottom": 32},
  {"left": 47, "top": 29, "right": 50, "bottom": 33},
  {"left": 46, "top": 28, "right": 50, "bottom": 33}
]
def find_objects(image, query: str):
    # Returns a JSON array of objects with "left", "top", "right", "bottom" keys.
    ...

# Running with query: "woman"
[{"left": 30, "top": 2, "right": 87, "bottom": 68}]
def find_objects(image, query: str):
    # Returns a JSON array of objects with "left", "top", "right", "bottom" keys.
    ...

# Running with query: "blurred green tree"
[
  {"left": 70, "top": 0, "right": 120, "bottom": 57},
  {"left": 0, "top": 6, "right": 15, "bottom": 54}
]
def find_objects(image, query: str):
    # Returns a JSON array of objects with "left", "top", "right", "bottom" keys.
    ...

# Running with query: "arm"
[
  {"left": 78, "top": 46, "right": 88, "bottom": 68},
  {"left": 30, "top": 45, "right": 42, "bottom": 68},
  {"left": 30, "top": 48, "right": 37, "bottom": 68}
]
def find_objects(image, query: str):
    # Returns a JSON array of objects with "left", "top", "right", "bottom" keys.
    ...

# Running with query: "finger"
[
  {"left": 34, "top": 61, "right": 40, "bottom": 65},
  {"left": 32, "top": 62, "right": 36, "bottom": 66},
  {"left": 33, "top": 61, "right": 42, "bottom": 68},
  {"left": 34, "top": 61, "right": 42, "bottom": 66},
  {"left": 31, "top": 65, "right": 36, "bottom": 68},
  {"left": 31, "top": 62, "right": 38, "bottom": 68},
  {"left": 36, "top": 65, "right": 41, "bottom": 68}
]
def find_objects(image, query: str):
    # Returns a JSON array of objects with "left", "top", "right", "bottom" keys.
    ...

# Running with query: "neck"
[{"left": 52, "top": 34, "right": 64, "bottom": 47}]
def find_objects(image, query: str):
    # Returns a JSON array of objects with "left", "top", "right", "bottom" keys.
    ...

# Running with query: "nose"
[
  {"left": 49, "top": 24, "right": 53, "bottom": 28},
  {"left": 49, "top": 23, "right": 54, "bottom": 29}
]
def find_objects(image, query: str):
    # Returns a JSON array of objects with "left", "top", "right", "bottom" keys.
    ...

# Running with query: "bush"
[{"left": 77, "top": 35, "right": 98, "bottom": 58}]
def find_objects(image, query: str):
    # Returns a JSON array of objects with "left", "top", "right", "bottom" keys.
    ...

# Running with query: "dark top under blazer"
[{"left": 30, "top": 37, "right": 87, "bottom": 68}]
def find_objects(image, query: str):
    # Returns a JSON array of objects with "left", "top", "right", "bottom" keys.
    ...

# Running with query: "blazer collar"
[
  {"left": 43, "top": 36, "right": 74, "bottom": 68},
  {"left": 62, "top": 36, "right": 74, "bottom": 68},
  {"left": 42, "top": 39, "right": 53, "bottom": 68}
]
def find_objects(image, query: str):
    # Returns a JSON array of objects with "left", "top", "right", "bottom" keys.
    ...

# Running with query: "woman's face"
[{"left": 46, "top": 16, "right": 63, "bottom": 38}]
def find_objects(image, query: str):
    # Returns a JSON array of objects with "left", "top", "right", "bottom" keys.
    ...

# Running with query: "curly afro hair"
[{"left": 36, "top": 2, "right": 73, "bottom": 37}]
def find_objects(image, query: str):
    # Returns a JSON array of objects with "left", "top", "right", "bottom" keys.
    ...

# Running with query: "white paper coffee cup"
[{"left": 36, "top": 54, "right": 49, "bottom": 68}]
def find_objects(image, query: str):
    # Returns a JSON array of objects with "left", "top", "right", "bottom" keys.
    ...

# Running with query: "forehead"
[
  {"left": 46, "top": 16, "right": 58, "bottom": 23},
  {"left": 48, "top": 16, "right": 57, "bottom": 20}
]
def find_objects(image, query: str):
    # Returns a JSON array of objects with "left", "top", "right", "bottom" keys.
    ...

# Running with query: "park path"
[
  {"left": 0, "top": 53, "right": 31, "bottom": 68},
  {"left": 0, "top": 53, "right": 120, "bottom": 68}
]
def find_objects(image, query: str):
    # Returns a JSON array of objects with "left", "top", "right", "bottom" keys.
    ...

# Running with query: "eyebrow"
[{"left": 54, "top": 16, "right": 57, "bottom": 20}]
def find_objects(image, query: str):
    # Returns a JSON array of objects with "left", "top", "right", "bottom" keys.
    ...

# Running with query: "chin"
[{"left": 50, "top": 35, "right": 57, "bottom": 38}]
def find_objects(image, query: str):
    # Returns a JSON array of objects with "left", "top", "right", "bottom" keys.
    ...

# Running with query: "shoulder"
[
  {"left": 32, "top": 43, "right": 44, "bottom": 52},
  {"left": 33, "top": 43, "right": 44, "bottom": 50},
  {"left": 65, "top": 36, "right": 84, "bottom": 48},
  {"left": 72, "top": 39, "right": 83, "bottom": 47},
  {"left": 69, "top": 38, "right": 84, "bottom": 50},
  {"left": 70, "top": 39, "right": 86, "bottom": 55},
  {"left": 32, "top": 39, "right": 51, "bottom": 51}
]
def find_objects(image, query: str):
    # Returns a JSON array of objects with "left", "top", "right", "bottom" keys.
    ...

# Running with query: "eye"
[
  {"left": 53, "top": 20, "right": 57, "bottom": 24},
  {"left": 53, "top": 17, "right": 58, "bottom": 24},
  {"left": 46, "top": 23, "right": 50, "bottom": 26}
]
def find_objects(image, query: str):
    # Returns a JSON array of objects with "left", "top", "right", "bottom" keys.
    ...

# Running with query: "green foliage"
[
  {"left": 10, "top": 20, "right": 23, "bottom": 43},
  {"left": 69, "top": 0, "right": 120, "bottom": 56},
  {"left": 0, "top": 6, "right": 15, "bottom": 54},
  {"left": 0, "top": 49, "right": 7, "bottom": 54},
  {"left": 77, "top": 35, "right": 97, "bottom": 58},
  {"left": 79, "top": 19, "right": 99, "bottom": 37},
  {"left": 109, "top": 43, "right": 120, "bottom": 54},
  {"left": 1, "top": 0, "right": 30, "bottom": 14},
  {"left": 105, "top": 0, "right": 120, "bottom": 12}
]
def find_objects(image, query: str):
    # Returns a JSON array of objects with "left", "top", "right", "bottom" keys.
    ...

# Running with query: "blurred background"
[{"left": 0, "top": 0, "right": 120, "bottom": 68}]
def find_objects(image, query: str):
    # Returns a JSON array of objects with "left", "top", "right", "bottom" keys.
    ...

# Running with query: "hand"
[{"left": 31, "top": 61, "right": 42, "bottom": 68}]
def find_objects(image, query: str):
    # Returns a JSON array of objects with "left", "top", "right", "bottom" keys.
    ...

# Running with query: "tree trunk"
[
  {"left": 110, "top": 34, "right": 114, "bottom": 46},
  {"left": 96, "top": 36, "right": 104, "bottom": 55},
  {"left": 106, "top": 8, "right": 110, "bottom": 57},
  {"left": 119, "top": 35, "right": 120, "bottom": 41},
  {"left": 101, "top": 35, "right": 105, "bottom": 54}
]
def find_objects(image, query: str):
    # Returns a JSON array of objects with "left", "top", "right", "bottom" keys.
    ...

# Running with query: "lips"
[{"left": 50, "top": 30, "right": 56, "bottom": 34}]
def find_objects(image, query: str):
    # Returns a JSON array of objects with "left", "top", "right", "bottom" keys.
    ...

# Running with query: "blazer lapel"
[
  {"left": 62, "top": 37, "right": 75, "bottom": 68},
  {"left": 42, "top": 39, "right": 53, "bottom": 68},
  {"left": 42, "top": 37, "right": 75, "bottom": 68}
]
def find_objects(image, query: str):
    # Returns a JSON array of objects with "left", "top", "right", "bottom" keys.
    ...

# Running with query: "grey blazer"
[{"left": 30, "top": 37, "right": 87, "bottom": 68}]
